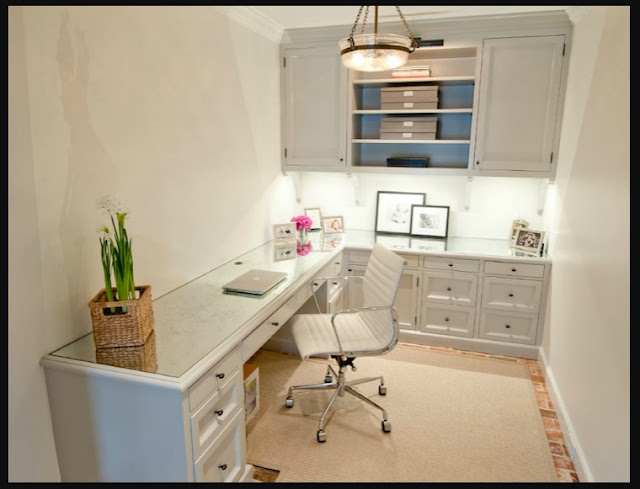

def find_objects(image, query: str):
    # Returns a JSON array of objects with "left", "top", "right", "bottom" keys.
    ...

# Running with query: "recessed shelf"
[
  {"left": 353, "top": 108, "right": 473, "bottom": 115},
  {"left": 353, "top": 76, "right": 475, "bottom": 87},
  {"left": 353, "top": 139, "right": 470, "bottom": 144}
]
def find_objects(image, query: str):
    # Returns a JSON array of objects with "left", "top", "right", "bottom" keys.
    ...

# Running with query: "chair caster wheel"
[
  {"left": 285, "top": 397, "right": 294, "bottom": 408},
  {"left": 324, "top": 375, "right": 333, "bottom": 383},
  {"left": 378, "top": 384, "right": 387, "bottom": 395},
  {"left": 317, "top": 430, "right": 327, "bottom": 443},
  {"left": 382, "top": 420, "right": 391, "bottom": 433}
]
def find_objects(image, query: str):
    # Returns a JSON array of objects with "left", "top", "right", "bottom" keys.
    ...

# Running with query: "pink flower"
[{"left": 291, "top": 215, "right": 312, "bottom": 231}]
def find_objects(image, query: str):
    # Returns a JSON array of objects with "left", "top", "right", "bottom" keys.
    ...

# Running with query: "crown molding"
[
  {"left": 216, "top": 6, "right": 283, "bottom": 44},
  {"left": 564, "top": 7, "right": 593, "bottom": 25}
]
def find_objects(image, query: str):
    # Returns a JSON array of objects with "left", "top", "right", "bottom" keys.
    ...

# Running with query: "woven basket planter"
[
  {"left": 96, "top": 330, "right": 158, "bottom": 372},
  {"left": 88, "top": 285, "right": 154, "bottom": 348}
]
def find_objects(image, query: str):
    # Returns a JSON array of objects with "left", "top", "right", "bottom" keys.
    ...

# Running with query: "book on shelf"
[{"left": 392, "top": 70, "right": 431, "bottom": 78}]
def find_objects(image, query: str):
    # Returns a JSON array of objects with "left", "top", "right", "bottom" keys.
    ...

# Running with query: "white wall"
[
  {"left": 298, "top": 172, "right": 549, "bottom": 240},
  {"left": 542, "top": 6, "right": 629, "bottom": 482},
  {"left": 8, "top": 6, "right": 295, "bottom": 481}
]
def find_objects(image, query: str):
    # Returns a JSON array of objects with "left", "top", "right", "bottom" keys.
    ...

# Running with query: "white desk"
[{"left": 41, "top": 231, "right": 550, "bottom": 482}]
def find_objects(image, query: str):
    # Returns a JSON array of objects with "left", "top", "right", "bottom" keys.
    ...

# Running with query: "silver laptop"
[{"left": 222, "top": 269, "right": 288, "bottom": 296}]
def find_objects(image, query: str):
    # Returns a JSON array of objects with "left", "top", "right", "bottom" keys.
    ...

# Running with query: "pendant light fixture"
[{"left": 339, "top": 6, "right": 418, "bottom": 72}]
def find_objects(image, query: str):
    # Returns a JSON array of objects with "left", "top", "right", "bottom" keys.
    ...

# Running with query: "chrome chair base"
[{"left": 285, "top": 357, "right": 392, "bottom": 443}]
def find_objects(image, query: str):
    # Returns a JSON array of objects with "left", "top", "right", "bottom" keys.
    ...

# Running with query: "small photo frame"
[
  {"left": 510, "top": 219, "right": 530, "bottom": 246},
  {"left": 410, "top": 205, "right": 450, "bottom": 238},
  {"left": 273, "top": 222, "right": 296, "bottom": 242},
  {"left": 375, "top": 191, "right": 426, "bottom": 235},
  {"left": 304, "top": 207, "right": 322, "bottom": 231},
  {"left": 513, "top": 228, "right": 545, "bottom": 255},
  {"left": 273, "top": 242, "right": 297, "bottom": 261},
  {"left": 321, "top": 216, "right": 344, "bottom": 234}
]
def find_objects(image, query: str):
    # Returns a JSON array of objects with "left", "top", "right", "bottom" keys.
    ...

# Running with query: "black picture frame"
[
  {"left": 409, "top": 205, "right": 450, "bottom": 238},
  {"left": 375, "top": 191, "right": 426, "bottom": 235}
]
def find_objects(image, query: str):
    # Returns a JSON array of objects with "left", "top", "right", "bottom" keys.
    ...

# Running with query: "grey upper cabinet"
[
  {"left": 281, "top": 45, "right": 348, "bottom": 170},
  {"left": 473, "top": 35, "right": 566, "bottom": 176}
]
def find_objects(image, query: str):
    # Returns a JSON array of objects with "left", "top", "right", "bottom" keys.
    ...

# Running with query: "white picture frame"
[
  {"left": 510, "top": 219, "right": 530, "bottom": 246},
  {"left": 273, "top": 242, "right": 297, "bottom": 261},
  {"left": 273, "top": 222, "right": 296, "bottom": 242},
  {"left": 409, "top": 205, "right": 450, "bottom": 239},
  {"left": 375, "top": 191, "right": 426, "bottom": 235},
  {"left": 321, "top": 216, "right": 344, "bottom": 234},
  {"left": 513, "top": 228, "right": 545, "bottom": 255},
  {"left": 304, "top": 207, "right": 322, "bottom": 231}
]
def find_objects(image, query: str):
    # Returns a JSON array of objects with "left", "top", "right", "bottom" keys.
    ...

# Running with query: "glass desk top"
[{"left": 48, "top": 230, "right": 548, "bottom": 379}]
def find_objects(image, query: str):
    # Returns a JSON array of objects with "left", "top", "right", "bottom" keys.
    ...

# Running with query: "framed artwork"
[
  {"left": 304, "top": 207, "right": 322, "bottom": 231},
  {"left": 273, "top": 222, "right": 296, "bottom": 242},
  {"left": 273, "top": 242, "right": 297, "bottom": 261},
  {"left": 321, "top": 216, "right": 344, "bottom": 234},
  {"left": 375, "top": 191, "right": 426, "bottom": 235},
  {"left": 410, "top": 238, "right": 447, "bottom": 252},
  {"left": 514, "top": 228, "right": 545, "bottom": 255},
  {"left": 510, "top": 219, "right": 529, "bottom": 246},
  {"left": 410, "top": 205, "right": 450, "bottom": 238}
]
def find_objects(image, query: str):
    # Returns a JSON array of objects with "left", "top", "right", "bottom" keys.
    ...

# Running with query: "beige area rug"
[{"left": 245, "top": 344, "right": 557, "bottom": 483}]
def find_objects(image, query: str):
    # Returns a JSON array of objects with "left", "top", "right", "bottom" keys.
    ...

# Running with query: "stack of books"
[{"left": 392, "top": 65, "right": 431, "bottom": 78}]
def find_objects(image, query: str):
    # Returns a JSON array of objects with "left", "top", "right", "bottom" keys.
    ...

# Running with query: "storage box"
[
  {"left": 243, "top": 363, "right": 260, "bottom": 423},
  {"left": 386, "top": 157, "right": 429, "bottom": 168},
  {"left": 381, "top": 85, "right": 438, "bottom": 103},
  {"left": 381, "top": 117, "right": 438, "bottom": 132},
  {"left": 380, "top": 131, "right": 437, "bottom": 140},
  {"left": 381, "top": 101, "right": 438, "bottom": 110}
]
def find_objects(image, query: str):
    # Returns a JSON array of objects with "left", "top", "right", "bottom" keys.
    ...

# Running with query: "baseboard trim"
[{"left": 538, "top": 347, "right": 593, "bottom": 482}]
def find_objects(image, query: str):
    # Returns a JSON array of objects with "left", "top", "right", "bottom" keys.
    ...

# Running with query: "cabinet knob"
[
  {"left": 505, "top": 324, "right": 511, "bottom": 329},
  {"left": 271, "top": 321, "right": 279, "bottom": 327},
  {"left": 475, "top": 161, "right": 480, "bottom": 165},
  {"left": 448, "top": 263, "right": 453, "bottom": 267},
  {"left": 219, "top": 464, "right": 227, "bottom": 471},
  {"left": 511, "top": 268, "right": 517, "bottom": 272},
  {"left": 335, "top": 262, "right": 341, "bottom": 265},
  {"left": 215, "top": 373, "right": 225, "bottom": 379},
  {"left": 340, "top": 158, "right": 344, "bottom": 162},
  {"left": 312, "top": 282, "right": 318, "bottom": 286},
  {"left": 446, "top": 287, "right": 452, "bottom": 291},
  {"left": 508, "top": 293, "right": 514, "bottom": 297},
  {"left": 348, "top": 269, "right": 353, "bottom": 272},
  {"left": 333, "top": 282, "right": 338, "bottom": 286},
  {"left": 444, "top": 317, "right": 450, "bottom": 322},
  {"left": 215, "top": 410, "right": 224, "bottom": 416}
]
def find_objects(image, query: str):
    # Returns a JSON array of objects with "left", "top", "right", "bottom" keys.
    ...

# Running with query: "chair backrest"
[{"left": 362, "top": 242, "right": 406, "bottom": 308}]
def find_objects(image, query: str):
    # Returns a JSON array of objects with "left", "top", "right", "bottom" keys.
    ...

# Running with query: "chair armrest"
[{"left": 329, "top": 305, "right": 398, "bottom": 359}]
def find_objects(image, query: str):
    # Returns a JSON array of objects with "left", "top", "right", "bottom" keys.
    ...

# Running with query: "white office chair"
[{"left": 285, "top": 242, "right": 406, "bottom": 442}]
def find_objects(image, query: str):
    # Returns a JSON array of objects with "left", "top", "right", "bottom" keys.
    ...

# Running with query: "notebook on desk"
[{"left": 222, "top": 269, "right": 288, "bottom": 296}]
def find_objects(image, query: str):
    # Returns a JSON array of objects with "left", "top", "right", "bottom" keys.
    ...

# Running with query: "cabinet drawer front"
[
  {"left": 420, "top": 303, "right": 475, "bottom": 338},
  {"left": 189, "top": 346, "right": 242, "bottom": 412},
  {"left": 484, "top": 261, "right": 545, "bottom": 278},
  {"left": 479, "top": 310, "right": 538, "bottom": 345},
  {"left": 423, "top": 256, "right": 480, "bottom": 273},
  {"left": 397, "top": 252, "right": 421, "bottom": 269},
  {"left": 481, "top": 277, "right": 542, "bottom": 313},
  {"left": 322, "top": 252, "right": 343, "bottom": 277},
  {"left": 422, "top": 271, "right": 478, "bottom": 307},
  {"left": 243, "top": 295, "right": 296, "bottom": 361},
  {"left": 194, "top": 410, "right": 246, "bottom": 482},
  {"left": 190, "top": 371, "right": 242, "bottom": 461},
  {"left": 348, "top": 250, "right": 371, "bottom": 265}
]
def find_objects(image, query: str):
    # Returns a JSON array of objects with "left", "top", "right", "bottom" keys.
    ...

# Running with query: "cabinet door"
[
  {"left": 282, "top": 46, "right": 347, "bottom": 168},
  {"left": 473, "top": 35, "right": 565, "bottom": 173},
  {"left": 395, "top": 269, "right": 419, "bottom": 330}
]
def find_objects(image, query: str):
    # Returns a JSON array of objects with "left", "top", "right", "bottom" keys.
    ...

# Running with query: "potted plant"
[{"left": 88, "top": 195, "right": 154, "bottom": 348}]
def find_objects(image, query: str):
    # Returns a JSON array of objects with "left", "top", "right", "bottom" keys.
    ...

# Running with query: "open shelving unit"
[{"left": 347, "top": 46, "right": 479, "bottom": 174}]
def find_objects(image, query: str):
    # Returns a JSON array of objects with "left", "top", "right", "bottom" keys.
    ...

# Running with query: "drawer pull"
[
  {"left": 444, "top": 317, "right": 450, "bottom": 322},
  {"left": 511, "top": 268, "right": 517, "bottom": 272},
  {"left": 271, "top": 321, "right": 279, "bottom": 327},
  {"left": 215, "top": 409, "right": 224, "bottom": 416},
  {"left": 335, "top": 262, "right": 341, "bottom": 265},
  {"left": 508, "top": 293, "right": 514, "bottom": 297},
  {"left": 505, "top": 324, "right": 511, "bottom": 329},
  {"left": 448, "top": 263, "right": 453, "bottom": 267},
  {"left": 313, "top": 282, "right": 318, "bottom": 286},
  {"left": 215, "top": 373, "right": 225, "bottom": 379},
  {"left": 219, "top": 464, "right": 227, "bottom": 471},
  {"left": 333, "top": 282, "right": 338, "bottom": 285},
  {"left": 446, "top": 287, "right": 452, "bottom": 291}
]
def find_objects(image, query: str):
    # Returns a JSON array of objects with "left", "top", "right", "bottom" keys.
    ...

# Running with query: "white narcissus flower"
[
  {"left": 97, "top": 225, "right": 113, "bottom": 242},
  {"left": 96, "top": 194, "right": 128, "bottom": 217}
]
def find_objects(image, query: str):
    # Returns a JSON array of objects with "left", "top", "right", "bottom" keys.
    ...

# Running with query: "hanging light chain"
[
  {"left": 348, "top": 6, "right": 365, "bottom": 39},
  {"left": 360, "top": 6, "right": 370, "bottom": 34},
  {"left": 396, "top": 6, "right": 418, "bottom": 51}
]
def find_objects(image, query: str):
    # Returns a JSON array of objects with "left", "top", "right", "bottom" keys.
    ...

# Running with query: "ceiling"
[{"left": 251, "top": 6, "right": 571, "bottom": 31}]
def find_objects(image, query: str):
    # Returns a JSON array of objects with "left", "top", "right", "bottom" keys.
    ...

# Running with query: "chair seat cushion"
[{"left": 290, "top": 312, "right": 394, "bottom": 360}]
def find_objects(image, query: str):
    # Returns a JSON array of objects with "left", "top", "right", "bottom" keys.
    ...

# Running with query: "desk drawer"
[
  {"left": 479, "top": 310, "right": 538, "bottom": 345},
  {"left": 484, "top": 261, "right": 545, "bottom": 278},
  {"left": 422, "top": 271, "right": 478, "bottom": 307},
  {"left": 423, "top": 256, "right": 480, "bottom": 273},
  {"left": 347, "top": 250, "right": 371, "bottom": 266},
  {"left": 190, "top": 370, "right": 242, "bottom": 461},
  {"left": 398, "top": 252, "right": 421, "bottom": 269},
  {"left": 481, "top": 277, "right": 542, "bottom": 313},
  {"left": 189, "top": 346, "right": 242, "bottom": 412},
  {"left": 194, "top": 410, "right": 246, "bottom": 482},
  {"left": 420, "top": 303, "right": 475, "bottom": 338},
  {"left": 242, "top": 295, "right": 296, "bottom": 361}
]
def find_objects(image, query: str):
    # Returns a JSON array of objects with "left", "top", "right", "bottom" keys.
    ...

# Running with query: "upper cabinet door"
[
  {"left": 282, "top": 46, "right": 347, "bottom": 169},
  {"left": 473, "top": 35, "right": 565, "bottom": 174}
]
